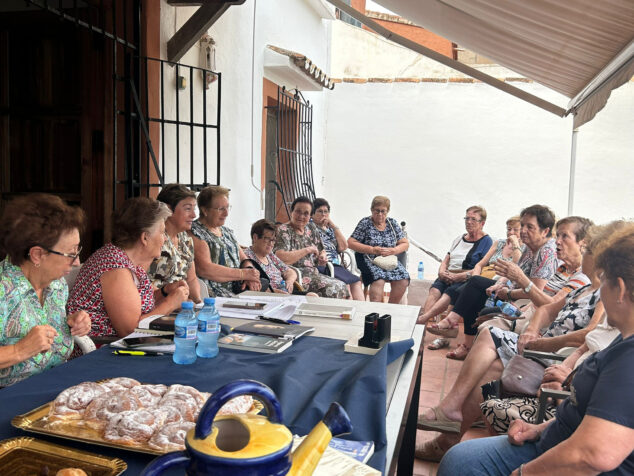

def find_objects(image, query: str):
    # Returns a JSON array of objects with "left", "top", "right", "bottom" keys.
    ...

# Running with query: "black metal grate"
[{"left": 275, "top": 86, "right": 315, "bottom": 219}]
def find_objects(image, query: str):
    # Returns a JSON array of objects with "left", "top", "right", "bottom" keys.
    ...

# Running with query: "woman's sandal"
[
  {"left": 426, "top": 321, "right": 459, "bottom": 338},
  {"left": 415, "top": 438, "right": 447, "bottom": 462},
  {"left": 427, "top": 338, "right": 450, "bottom": 350},
  {"left": 417, "top": 407, "right": 461, "bottom": 433},
  {"left": 446, "top": 343, "right": 470, "bottom": 361}
]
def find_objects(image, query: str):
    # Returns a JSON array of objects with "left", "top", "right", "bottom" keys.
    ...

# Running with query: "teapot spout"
[{"left": 288, "top": 402, "right": 353, "bottom": 476}]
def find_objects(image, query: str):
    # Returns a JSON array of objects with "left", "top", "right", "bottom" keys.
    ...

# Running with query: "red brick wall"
[{"left": 368, "top": 19, "right": 454, "bottom": 58}]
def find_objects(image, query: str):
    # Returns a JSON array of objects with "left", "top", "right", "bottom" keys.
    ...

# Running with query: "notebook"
[{"left": 295, "top": 303, "right": 355, "bottom": 319}]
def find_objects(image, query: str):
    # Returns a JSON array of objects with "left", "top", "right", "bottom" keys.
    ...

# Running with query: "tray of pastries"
[
  {"left": 12, "top": 377, "right": 262, "bottom": 455},
  {"left": 0, "top": 436, "right": 127, "bottom": 475}
]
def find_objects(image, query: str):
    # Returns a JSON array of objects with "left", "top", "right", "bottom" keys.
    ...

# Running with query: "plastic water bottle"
[
  {"left": 280, "top": 279, "right": 287, "bottom": 293},
  {"left": 485, "top": 292, "right": 497, "bottom": 308},
  {"left": 173, "top": 301, "right": 197, "bottom": 364},
  {"left": 196, "top": 297, "right": 220, "bottom": 358},
  {"left": 417, "top": 261, "right": 424, "bottom": 280},
  {"left": 495, "top": 299, "right": 521, "bottom": 318}
]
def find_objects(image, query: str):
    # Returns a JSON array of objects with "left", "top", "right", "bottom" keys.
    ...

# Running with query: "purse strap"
[{"left": 523, "top": 354, "right": 550, "bottom": 368}]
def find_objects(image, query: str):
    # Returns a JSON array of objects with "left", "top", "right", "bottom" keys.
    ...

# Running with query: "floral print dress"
[
  {"left": 274, "top": 222, "right": 349, "bottom": 299},
  {"left": 0, "top": 259, "right": 73, "bottom": 387},
  {"left": 244, "top": 247, "right": 290, "bottom": 292},
  {"left": 190, "top": 221, "right": 241, "bottom": 297},
  {"left": 148, "top": 231, "right": 195, "bottom": 289}
]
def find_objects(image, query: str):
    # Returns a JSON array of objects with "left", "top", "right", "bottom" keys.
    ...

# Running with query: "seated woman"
[
  {"left": 312, "top": 198, "right": 364, "bottom": 301},
  {"left": 347, "top": 195, "right": 410, "bottom": 303},
  {"left": 0, "top": 194, "right": 91, "bottom": 387},
  {"left": 148, "top": 184, "right": 201, "bottom": 303},
  {"left": 275, "top": 197, "right": 349, "bottom": 299},
  {"left": 417, "top": 206, "right": 495, "bottom": 324},
  {"left": 191, "top": 185, "right": 261, "bottom": 297},
  {"left": 244, "top": 219, "right": 297, "bottom": 293},
  {"left": 416, "top": 225, "right": 605, "bottom": 462},
  {"left": 429, "top": 208, "right": 591, "bottom": 360},
  {"left": 436, "top": 223, "right": 634, "bottom": 476},
  {"left": 68, "top": 197, "right": 189, "bottom": 337}
]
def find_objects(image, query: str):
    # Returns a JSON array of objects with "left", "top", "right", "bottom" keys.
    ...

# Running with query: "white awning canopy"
[{"left": 333, "top": 0, "right": 634, "bottom": 127}]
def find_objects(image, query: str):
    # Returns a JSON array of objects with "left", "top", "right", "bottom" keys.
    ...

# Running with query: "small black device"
[
  {"left": 358, "top": 313, "right": 391, "bottom": 349},
  {"left": 122, "top": 335, "right": 174, "bottom": 348}
]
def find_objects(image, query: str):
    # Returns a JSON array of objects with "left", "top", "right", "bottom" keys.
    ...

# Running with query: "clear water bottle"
[
  {"left": 417, "top": 261, "right": 424, "bottom": 280},
  {"left": 280, "top": 279, "right": 287, "bottom": 293},
  {"left": 196, "top": 297, "right": 220, "bottom": 358},
  {"left": 173, "top": 301, "right": 197, "bottom": 365},
  {"left": 485, "top": 292, "right": 497, "bottom": 308},
  {"left": 495, "top": 299, "right": 521, "bottom": 318}
]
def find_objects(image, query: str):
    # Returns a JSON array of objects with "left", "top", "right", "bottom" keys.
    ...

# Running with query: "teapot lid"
[{"left": 187, "top": 414, "right": 293, "bottom": 459}]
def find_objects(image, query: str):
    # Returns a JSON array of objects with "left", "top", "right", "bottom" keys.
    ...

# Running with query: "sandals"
[
  {"left": 427, "top": 338, "right": 450, "bottom": 350},
  {"left": 415, "top": 438, "right": 447, "bottom": 462},
  {"left": 426, "top": 322, "right": 459, "bottom": 338},
  {"left": 417, "top": 407, "right": 461, "bottom": 433},
  {"left": 446, "top": 343, "right": 470, "bottom": 361}
]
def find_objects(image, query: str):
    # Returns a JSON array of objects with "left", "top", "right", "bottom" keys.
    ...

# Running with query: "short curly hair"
[
  {"left": 520, "top": 205, "right": 556, "bottom": 237},
  {"left": 111, "top": 197, "right": 171, "bottom": 249},
  {"left": 594, "top": 222, "right": 634, "bottom": 301},
  {"left": 0, "top": 193, "right": 85, "bottom": 265},
  {"left": 157, "top": 183, "right": 196, "bottom": 211}
]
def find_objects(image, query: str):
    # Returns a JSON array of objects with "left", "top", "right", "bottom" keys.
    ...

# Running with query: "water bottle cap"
[
  {"left": 181, "top": 301, "right": 194, "bottom": 309},
  {"left": 495, "top": 300, "right": 504, "bottom": 307},
  {"left": 203, "top": 297, "right": 215, "bottom": 305}
]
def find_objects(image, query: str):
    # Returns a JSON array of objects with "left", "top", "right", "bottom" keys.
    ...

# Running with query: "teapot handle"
[
  {"left": 140, "top": 451, "right": 189, "bottom": 476},
  {"left": 195, "top": 379, "right": 283, "bottom": 440}
]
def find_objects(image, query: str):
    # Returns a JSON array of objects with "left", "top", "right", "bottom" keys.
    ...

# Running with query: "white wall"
[{"left": 159, "top": 0, "right": 333, "bottom": 244}]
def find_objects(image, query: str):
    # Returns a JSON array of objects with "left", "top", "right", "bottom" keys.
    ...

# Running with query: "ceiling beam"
[{"left": 167, "top": 0, "right": 245, "bottom": 63}]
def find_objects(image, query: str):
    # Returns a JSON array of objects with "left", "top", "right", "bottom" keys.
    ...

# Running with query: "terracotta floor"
[{"left": 412, "top": 325, "right": 489, "bottom": 476}]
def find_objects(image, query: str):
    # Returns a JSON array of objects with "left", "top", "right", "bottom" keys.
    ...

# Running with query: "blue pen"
[{"left": 287, "top": 319, "right": 301, "bottom": 325}]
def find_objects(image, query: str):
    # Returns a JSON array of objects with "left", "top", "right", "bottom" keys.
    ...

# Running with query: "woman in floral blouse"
[
  {"left": 191, "top": 186, "right": 261, "bottom": 297},
  {"left": 0, "top": 194, "right": 91, "bottom": 387},
  {"left": 274, "top": 197, "right": 349, "bottom": 299},
  {"left": 148, "top": 184, "right": 201, "bottom": 303}
]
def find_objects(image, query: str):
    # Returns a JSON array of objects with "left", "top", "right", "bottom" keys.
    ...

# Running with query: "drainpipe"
[
  {"left": 249, "top": 0, "right": 263, "bottom": 208},
  {"left": 567, "top": 127, "right": 578, "bottom": 216}
]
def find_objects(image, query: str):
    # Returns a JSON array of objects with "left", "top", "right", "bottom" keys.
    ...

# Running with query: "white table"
[{"left": 235, "top": 293, "right": 425, "bottom": 475}]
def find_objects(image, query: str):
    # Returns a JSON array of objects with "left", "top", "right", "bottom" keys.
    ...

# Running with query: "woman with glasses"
[
  {"left": 0, "top": 194, "right": 91, "bottom": 387},
  {"left": 68, "top": 198, "right": 188, "bottom": 338},
  {"left": 274, "top": 197, "right": 349, "bottom": 299},
  {"left": 420, "top": 206, "right": 493, "bottom": 324},
  {"left": 347, "top": 195, "right": 410, "bottom": 303},
  {"left": 148, "top": 184, "right": 201, "bottom": 303},
  {"left": 312, "top": 198, "right": 364, "bottom": 301},
  {"left": 191, "top": 185, "right": 261, "bottom": 297}
]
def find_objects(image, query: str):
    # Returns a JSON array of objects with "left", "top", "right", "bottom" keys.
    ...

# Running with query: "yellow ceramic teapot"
[{"left": 141, "top": 379, "right": 353, "bottom": 476}]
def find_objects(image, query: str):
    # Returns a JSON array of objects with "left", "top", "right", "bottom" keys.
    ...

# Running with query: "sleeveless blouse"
[{"left": 67, "top": 243, "right": 155, "bottom": 337}]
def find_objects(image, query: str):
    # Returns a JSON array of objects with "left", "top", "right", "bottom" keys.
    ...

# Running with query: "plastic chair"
[
  {"left": 73, "top": 335, "right": 96, "bottom": 354},
  {"left": 197, "top": 278, "right": 210, "bottom": 299}
]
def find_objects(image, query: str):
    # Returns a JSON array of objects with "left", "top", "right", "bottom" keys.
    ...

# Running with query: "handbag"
[
  {"left": 373, "top": 254, "right": 398, "bottom": 271},
  {"left": 499, "top": 354, "right": 548, "bottom": 398}
]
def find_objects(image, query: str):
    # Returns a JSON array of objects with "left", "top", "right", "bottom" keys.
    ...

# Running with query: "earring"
[{"left": 35, "top": 263, "right": 40, "bottom": 268}]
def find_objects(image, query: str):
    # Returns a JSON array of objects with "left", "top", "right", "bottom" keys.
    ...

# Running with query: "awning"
[
  {"left": 330, "top": 0, "right": 634, "bottom": 127},
  {"left": 264, "top": 45, "right": 336, "bottom": 91}
]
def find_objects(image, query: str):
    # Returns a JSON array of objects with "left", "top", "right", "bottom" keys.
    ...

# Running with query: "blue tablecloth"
[{"left": 0, "top": 336, "right": 413, "bottom": 474}]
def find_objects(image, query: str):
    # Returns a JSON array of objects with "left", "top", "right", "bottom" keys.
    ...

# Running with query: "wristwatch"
[
  {"left": 466, "top": 271, "right": 473, "bottom": 278},
  {"left": 524, "top": 281, "right": 534, "bottom": 293}
]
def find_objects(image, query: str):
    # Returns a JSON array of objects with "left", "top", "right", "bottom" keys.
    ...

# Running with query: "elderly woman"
[
  {"left": 191, "top": 186, "right": 260, "bottom": 297},
  {"left": 429, "top": 207, "right": 590, "bottom": 360},
  {"left": 416, "top": 222, "right": 605, "bottom": 462},
  {"left": 148, "top": 184, "right": 201, "bottom": 303},
  {"left": 275, "top": 197, "right": 349, "bottom": 299},
  {"left": 435, "top": 223, "right": 634, "bottom": 476},
  {"left": 418, "top": 206, "right": 494, "bottom": 324},
  {"left": 68, "top": 197, "right": 188, "bottom": 337},
  {"left": 347, "top": 196, "right": 410, "bottom": 303},
  {"left": 312, "top": 198, "right": 364, "bottom": 301},
  {"left": 0, "top": 194, "right": 91, "bottom": 387}
]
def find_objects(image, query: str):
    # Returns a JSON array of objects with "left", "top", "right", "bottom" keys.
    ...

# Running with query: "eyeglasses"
[
  {"left": 314, "top": 209, "right": 329, "bottom": 215},
  {"left": 44, "top": 246, "right": 82, "bottom": 261},
  {"left": 209, "top": 205, "right": 231, "bottom": 213},
  {"left": 372, "top": 209, "right": 388, "bottom": 215},
  {"left": 464, "top": 217, "right": 482, "bottom": 223}
]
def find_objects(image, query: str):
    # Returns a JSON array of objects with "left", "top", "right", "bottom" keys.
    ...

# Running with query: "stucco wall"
[
  {"left": 323, "top": 79, "right": 634, "bottom": 278},
  {"left": 159, "top": 0, "right": 333, "bottom": 244}
]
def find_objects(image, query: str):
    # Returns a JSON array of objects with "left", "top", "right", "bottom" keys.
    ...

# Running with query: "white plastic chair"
[{"left": 73, "top": 335, "right": 96, "bottom": 354}]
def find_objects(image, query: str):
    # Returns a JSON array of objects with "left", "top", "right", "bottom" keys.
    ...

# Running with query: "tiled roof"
[{"left": 267, "top": 45, "right": 335, "bottom": 90}]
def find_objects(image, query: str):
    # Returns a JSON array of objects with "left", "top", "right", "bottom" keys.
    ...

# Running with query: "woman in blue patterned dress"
[
  {"left": 348, "top": 196, "right": 410, "bottom": 303},
  {"left": 0, "top": 194, "right": 91, "bottom": 387},
  {"left": 191, "top": 186, "right": 261, "bottom": 297}
]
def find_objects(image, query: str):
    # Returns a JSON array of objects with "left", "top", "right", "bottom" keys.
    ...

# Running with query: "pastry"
[
  {"left": 83, "top": 390, "right": 143, "bottom": 431},
  {"left": 99, "top": 377, "right": 141, "bottom": 392},
  {"left": 218, "top": 395, "right": 254, "bottom": 415},
  {"left": 148, "top": 421, "right": 196, "bottom": 451},
  {"left": 49, "top": 382, "right": 107, "bottom": 421},
  {"left": 130, "top": 384, "right": 168, "bottom": 407},
  {"left": 56, "top": 469, "right": 88, "bottom": 476},
  {"left": 103, "top": 409, "right": 167, "bottom": 446}
]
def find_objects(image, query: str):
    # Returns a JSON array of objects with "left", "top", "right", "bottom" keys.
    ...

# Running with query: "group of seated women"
[
  {"left": 0, "top": 187, "right": 411, "bottom": 386},
  {"left": 416, "top": 217, "right": 634, "bottom": 475}
]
